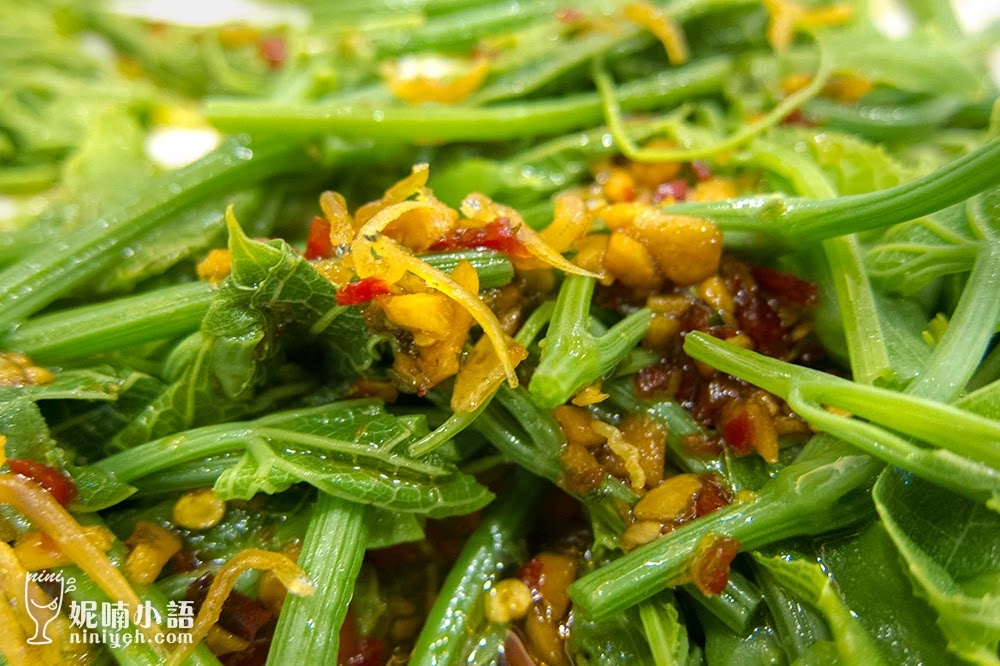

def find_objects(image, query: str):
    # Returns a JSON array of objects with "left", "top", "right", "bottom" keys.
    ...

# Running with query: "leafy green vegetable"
[
  {"left": 97, "top": 399, "right": 493, "bottom": 517},
  {"left": 874, "top": 470, "right": 1000, "bottom": 664},
  {"left": 752, "top": 552, "right": 885, "bottom": 665}
]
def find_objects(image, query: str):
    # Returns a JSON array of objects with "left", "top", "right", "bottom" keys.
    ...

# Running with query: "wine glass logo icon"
[{"left": 25, "top": 573, "right": 64, "bottom": 645}]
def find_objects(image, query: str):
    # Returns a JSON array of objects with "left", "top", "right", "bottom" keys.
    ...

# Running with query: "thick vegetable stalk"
[
  {"left": 266, "top": 493, "right": 367, "bottom": 665},
  {"left": 205, "top": 57, "right": 731, "bottom": 142},
  {"left": 0, "top": 251, "right": 512, "bottom": 364},
  {"left": 409, "top": 470, "right": 545, "bottom": 664},
  {"left": 668, "top": 136, "right": 1000, "bottom": 245}
]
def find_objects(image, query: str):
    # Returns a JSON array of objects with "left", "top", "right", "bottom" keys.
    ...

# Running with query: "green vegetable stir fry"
[{"left": 1, "top": 0, "right": 999, "bottom": 664}]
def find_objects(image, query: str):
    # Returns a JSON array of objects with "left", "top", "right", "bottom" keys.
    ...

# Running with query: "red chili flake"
[
  {"left": 751, "top": 265, "right": 819, "bottom": 307},
  {"left": 690, "top": 534, "right": 740, "bottom": 595},
  {"left": 695, "top": 474, "right": 732, "bottom": 517},
  {"left": 304, "top": 216, "right": 334, "bottom": 260},
  {"left": 555, "top": 7, "right": 584, "bottom": 23},
  {"left": 518, "top": 558, "right": 544, "bottom": 591},
  {"left": 6, "top": 459, "right": 78, "bottom": 506},
  {"left": 719, "top": 404, "right": 755, "bottom": 455},
  {"left": 690, "top": 160, "right": 713, "bottom": 182},
  {"left": 737, "top": 295, "right": 786, "bottom": 355},
  {"left": 428, "top": 219, "right": 531, "bottom": 258},
  {"left": 335, "top": 278, "right": 393, "bottom": 306},
  {"left": 653, "top": 179, "right": 688, "bottom": 203},
  {"left": 781, "top": 109, "right": 816, "bottom": 127},
  {"left": 258, "top": 37, "right": 286, "bottom": 70}
]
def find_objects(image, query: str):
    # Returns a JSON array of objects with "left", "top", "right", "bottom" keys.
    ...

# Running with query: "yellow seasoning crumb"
[
  {"left": 572, "top": 381, "right": 610, "bottom": 406},
  {"left": 173, "top": 488, "right": 227, "bottom": 530},
  {"left": 485, "top": 578, "right": 533, "bottom": 624},
  {"left": 197, "top": 249, "right": 232, "bottom": 284},
  {"left": 0, "top": 352, "right": 55, "bottom": 387}
]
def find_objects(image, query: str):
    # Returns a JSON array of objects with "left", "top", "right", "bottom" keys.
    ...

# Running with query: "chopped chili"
[
  {"left": 690, "top": 534, "right": 740, "bottom": 595},
  {"left": 6, "top": 458, "right": 78, "bottom": 506},
  {"left": 304, "top": 216, "right": 335, "bottom": 260},
  {"left": 336, "top": 278, "right": 393, "bottom": 306},
  {"left": 429, "top": 219, "right": 531, "bottom": 258}
]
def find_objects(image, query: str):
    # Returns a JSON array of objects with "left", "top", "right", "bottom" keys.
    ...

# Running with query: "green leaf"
[
  {"left": 364, "top": 506, "right": 425, "bottom": 549},
  {"left": 214, "top": 403, "right": 493, "bottom": 517},
  {"left": 874, "top": 470, "right": 1000, "bottom": 665},
  {"left": 112, "top": 218, "right": 374, "bottom": 445},
  {"left": 751, "top": 552, "right": 886, "bottom": 665},
  {"left": 639, "top": 592, "right": 690, "bottom": 666},
  {"left": 819, "top": 521, "right": 959, "bottom": 665},
  {"left": 569, "top": 606, "right": 657, "bottom": 665},
  {"left": 821, "top": 27, "right": 984, "bottom": 98}
]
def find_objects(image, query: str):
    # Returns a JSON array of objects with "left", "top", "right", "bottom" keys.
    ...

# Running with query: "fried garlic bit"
[
  {"left": 312, "top": 165, "right": 597, "bottom": 402},
  {"left": 600, "top": 203, "right": 723, "bottom": 287}
]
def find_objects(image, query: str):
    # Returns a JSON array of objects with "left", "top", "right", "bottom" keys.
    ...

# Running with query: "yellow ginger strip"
[
  {"left": 625, "top": 2, "right": 689, "bottom": 65},
  {"left": 0, "top": 541, "right": 88, "bottom": 666},
  {"left": 540, "top": 194, "right": 592, "bottom": 253},
  {"left": 168, "top": 549, "right": 313, "bottom": 666},
  {"left": 354, "top": 202, "right": 522, "bottom": 387},
  {"left": 0, "top": 593, "right": 32, "bottom": 666},
  {"left": 319, "top": 191, "right": 355, "bottom": 246},
  {"left": 762, "top": 0, "right": 852, "bottom": 51},
  {"left": 451, "top": 335, "right": 529, "bottom": 413},
  {"left": 354, "top": 164, "right": 430, "bottom": 227},
  {"left": 592, "top": 421, "right": 647, "bottom": 490},
  {"left": 460, "top": 193, "right": 598, "bottom": 279},
  {"left": 0, "top": 474, "right": 168, "bottom": 657}
]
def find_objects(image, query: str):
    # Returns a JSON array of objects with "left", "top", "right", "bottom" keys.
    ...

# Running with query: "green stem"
[
  {"left": 683, "top": 333, "right": 1000, "bottom": 504},
  {"left": 2, "top": 282, "right": 215, "bottom": 363},
  {"left": 95, "top": 422, "right": 249, "bottom": 482},
  {"left": 681, "top": 570, "right": 763, "bottom": 634},
  {"left": 530, "top": 275, "right": 651, "bottom": 408},
  {"left": 823, "top": 235, "right": 893, "bottom": 385},
  {"left": 421, "top": 250, "right": 515, "bottom": 289},
  {"left": 206, "top": 57, "right": 731, "bottom": 142},
  {"left": 906, "top": 245, "right": 1000, "bottom": 401},
  {"left": 0, "top": 137, "right": 309, "bottom": 328},
  {"left": 266, "top": 494, "right": 367, "bottom": 665},
  {"left": 594, "top": 44, "right": 831, "bottom": 162},
  {"left": 666, "top": 137, "right": 1000, "bottom": 243},
  {"left": 409, "top": 470, "right": 545, "bottom": 665}
]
